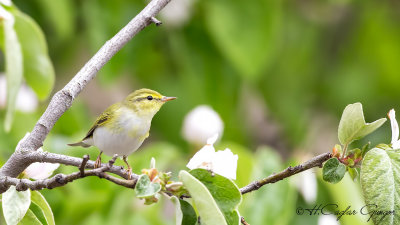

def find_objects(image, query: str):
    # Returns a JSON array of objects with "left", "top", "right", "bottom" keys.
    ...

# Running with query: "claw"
[
  {"left": 127, "top": 168, "right": 132, "bottom": 180},
  {"left": 123, "top": 155, "right": 132, "bottom": 180},
  {"left": 94, "top": 151, "right": 103, "bottom": 168}
]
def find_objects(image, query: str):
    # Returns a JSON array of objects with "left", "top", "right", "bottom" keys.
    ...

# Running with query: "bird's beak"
[{"left": 161, "top": 96, "right": 177, "bottom": 102}]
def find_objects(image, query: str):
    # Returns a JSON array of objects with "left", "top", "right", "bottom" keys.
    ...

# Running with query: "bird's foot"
[
  {"left": 94, "top": 153, "right": 102, "bottom": 168},
  {"left": 123, "top": 155, "right": 132, "bottom": 180},
  {"left": 127, "top": 168, "right": 132, "bottom": 180}
]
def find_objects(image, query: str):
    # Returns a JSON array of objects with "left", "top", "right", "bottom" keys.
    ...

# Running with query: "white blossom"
[
  {"left": 318, "top": 215, "right": 340, "bottom": 225},
  {"left": 159, "top": 0, "right": 195, "bottom": 27},
  {"left": 388, "top": 109, "right": 400, "bottom": 149},
  {"left": 24, "top": 148, "right": 59, "bottom": 180},
  {"left": 187, "top": 134, "right": 238, "bottom": 180},
  {"left": 292, "top": 169, "right": 317, "bottom": 204},
  {"left": 182, "top": 105, "right": 224, "bottom": 146},
  {"left": 0, "top": 75, "right": 38, "bottom": 112},
  {"left": 0, "top": 4, "right": 12, "bottom": 22},
  {"left": 0, "top": 0, "right": 11, "bottom": 6}
]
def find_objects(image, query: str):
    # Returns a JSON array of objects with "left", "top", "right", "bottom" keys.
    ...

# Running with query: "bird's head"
[{"left": 124, "top": 88, "right": 176, "bottom": 117}]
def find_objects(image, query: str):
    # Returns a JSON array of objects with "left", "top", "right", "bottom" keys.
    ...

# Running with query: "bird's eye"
[{"left": 147, "top": 95, "right": 153, "bottom": 100}]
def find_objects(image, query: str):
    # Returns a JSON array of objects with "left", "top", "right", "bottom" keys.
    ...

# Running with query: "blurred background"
[{"left": 1, "top": 0, "right": 399, "bottom": 224}]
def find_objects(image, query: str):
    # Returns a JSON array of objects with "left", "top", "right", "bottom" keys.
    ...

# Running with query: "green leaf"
[
  {"left": 179, "top": 199, "right": 197, "bottom": 225},
  {"left": 13, "top": 10, "right": 55, "bottom": 100},
  {"left": 360, "top": 148, "right": 400, "bottom": 225},
  {"left": 338, "top": 102, "right": 386, "bottom": 145},
  {"left": 179, "top": 170, "right": 227, "bottom": 225},
  {"left": 348, "top": 148, "right": 362, "bottom": 158},
  {"left": 347, "top": 167, "right": 359, "bottom": 181},
  {"left": 2, "top": 186, "right": 31, "bottom": 225},
  {"left": 321, "top": 174, "right": 374, "bottom": 225},
  {"left": 361, "top": 142, "right": 371, "bottom": 157},
  {"left": 189, "top": 169, "right": 241, "bottom": 225},
  {"left": 169, "top": 196, "right": 197, "bottom": 225},
  {"left": 134, "top": 174, "right": 161, "bottom": 198},
  {"left": 18, "top": 209, "right": 43, "bottom": 225},
  {"left": 169, "top": 196, "right": 183, "bottom": 225},
  {"left": 204, "top": 0, "right": 281, "bottom": 80},
  {"left": 3, "top": 15, "right": 23, "bottom": 132},
  {"left": 36, "top": 0, "right": 75, "bottom": 41},
  {"left": 30, "top": 191, "right": 55, "bottom": 225},
  {"left": 322, "top": 158, "right": 346, "bottom": 184}
]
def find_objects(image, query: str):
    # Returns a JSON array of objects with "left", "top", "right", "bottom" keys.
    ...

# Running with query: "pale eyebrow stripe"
[{"left": 134, "top": 96, "right": 161, "bottom": 102}]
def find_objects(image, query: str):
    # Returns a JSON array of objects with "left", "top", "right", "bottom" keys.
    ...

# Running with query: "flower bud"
[
  {"left": 182, "top": 105, "right": 224, "bottom": 146},
  {"left": 159, "top": 0, "right": 196, "bottom": 27}
]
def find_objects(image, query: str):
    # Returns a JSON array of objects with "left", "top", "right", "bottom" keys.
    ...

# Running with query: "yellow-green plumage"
[{"left": 68, "top": 88, "right": 176, "bottom": 173}]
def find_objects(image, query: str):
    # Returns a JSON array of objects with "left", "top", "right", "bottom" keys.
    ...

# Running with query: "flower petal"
[
  {"left": 24, "top": 162, "right": 59, "bottom": 180},
  {"left": 24, "top": 148, "right": 59, "bottom": 180},
  {"left": 393, "top": 140, "right": 400, "bottom": 149},
  {"left": 292, "top": 169, "right": 317, "bottom": 204},
  {"left": 207, "top": 133, "right": 219, "bottom": 145},
  {"left": 388, "top": 109, "right": 399, "bottom": 147},
  {"left": 318, "top": 215, "right": 339, "bottom": 225},
  {"left": 186, "top": 144, "right": 215, "bottom": 170},
  {"left": 0, "top": 0, "right": 12, "bottom": 6},
  {"left": 186, "top": 135, "right": 238, "bottom": 180},
  {"left": 0, "top": 5, "right": 13, "bottom": 22},
  {"left": 212, "top": 148, "right": 238, "bottom": 180}
]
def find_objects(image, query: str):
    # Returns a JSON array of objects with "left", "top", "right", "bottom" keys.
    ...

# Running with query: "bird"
[{"left": 68, "top": 88, "right": 176, "bottom": 178}]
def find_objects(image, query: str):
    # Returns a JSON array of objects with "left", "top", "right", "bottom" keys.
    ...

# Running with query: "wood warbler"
[{"left": 68, "top": 88, "right": 176, "bottom": 178}]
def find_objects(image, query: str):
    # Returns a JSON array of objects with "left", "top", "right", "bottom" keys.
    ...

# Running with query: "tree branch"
[
  {"left": 240, "top": 152, "right": 332, "bottom": 195},
  {"left": 79, "top": 155, "right": 90, "bottom": 176},
  {"left": 28, "top": 151, "right": 134, "bottom": 180},
  {"left": 0, "top": 0, "right": 171, "bottom": 178},
  {"left": 0, "top": 156, "right": 137, "bottom": 192}
]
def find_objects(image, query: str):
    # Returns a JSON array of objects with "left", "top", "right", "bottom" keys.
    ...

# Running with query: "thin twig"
[
  {"left": 79, "top": 155, "right": 90, "bottom": 177},
  {"left": 150, "top": 17, "right": 162, "bottom": 26},
  {"left": 108, "top": 154, "right": 119, "bottom": 167},
  {"left": 241, "top": 217, "right": 250, "bottom": 225},
  {"left": 240, "top": 152, "right": 332, "bottom": 195},
  {"left": 341, "top": 143, "right": 348, "bottom": 158}
]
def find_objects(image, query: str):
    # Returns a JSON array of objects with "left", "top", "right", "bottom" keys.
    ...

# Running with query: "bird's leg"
[
  {"left": 123, "top": 155, "right": 132, "bottom": 180},
  {"left": 94, "top": 151, "right": 103, "bottom": 168}
]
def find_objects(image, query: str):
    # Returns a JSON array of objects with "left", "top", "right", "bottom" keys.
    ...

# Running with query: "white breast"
[{"left": 92, "top": 107, "right": 151, "bottom": 156}]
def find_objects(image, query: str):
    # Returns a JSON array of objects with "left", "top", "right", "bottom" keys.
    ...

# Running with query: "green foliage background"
[{"left": 1, "top": 0, "right": 399, "bottom": 224}]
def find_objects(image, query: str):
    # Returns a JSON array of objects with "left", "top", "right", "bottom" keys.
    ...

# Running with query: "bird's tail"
[{"left": 67, "top": 141, "right": 91, "bottom": 148}]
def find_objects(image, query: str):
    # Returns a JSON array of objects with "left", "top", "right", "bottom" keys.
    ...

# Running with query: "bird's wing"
[{"left": 82, "top": 103, "right": 120, "bottom": 141}]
